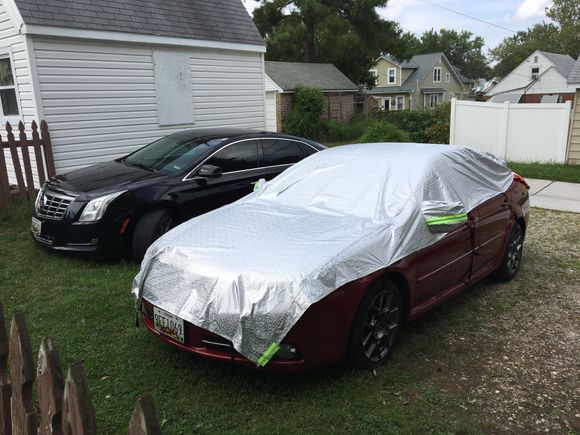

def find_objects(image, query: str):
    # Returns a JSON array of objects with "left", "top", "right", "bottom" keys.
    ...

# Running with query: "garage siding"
[
  {"left": 32, "top": 37, "right": 266, "bottom": 173},
  {"left": 265, "top": 91, "right": 277, "bottom": 131}
]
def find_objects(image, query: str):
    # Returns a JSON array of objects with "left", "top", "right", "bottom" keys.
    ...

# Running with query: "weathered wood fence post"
[{"left": 0, "top": 305, "right": 162, "bottom": 434}]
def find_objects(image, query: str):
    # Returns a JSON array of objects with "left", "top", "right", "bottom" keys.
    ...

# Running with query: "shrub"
[
  {"left": 425, "top": 102, "right": 451, "bottom": 143},
  {"left": 282, "top": 86, "right": 324, "bottom": 139},
  {"left": 320, "top": 117, "right": 366, "bottom": 142},
  {"left": 388, "top": 110, "right": 437, "bottom": 143},
  {"left": 358, "top": 121, "right": 410, "bottom": 143}
]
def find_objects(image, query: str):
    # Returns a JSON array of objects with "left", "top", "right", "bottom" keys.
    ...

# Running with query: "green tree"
[
  {"left": 412, "top": 29, "right": 490, "bottom": 79},
  {"left": 490, "top": 0, "right": 579, "bottom": 78},
  {"left": 253, "top": 0, "right": 408, "bottom": 87}
]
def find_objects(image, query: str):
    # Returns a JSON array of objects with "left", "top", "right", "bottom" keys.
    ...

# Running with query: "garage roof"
[
  {"left": 265, "top": 62, "right": 359, "bottom": 92},
  {"left": 12, "top": 0, "right": 264, "bottom": 46}
]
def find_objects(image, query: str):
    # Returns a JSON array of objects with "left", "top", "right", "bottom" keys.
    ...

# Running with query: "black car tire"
[
  {"left": 493, "top": 222, "right": 524, "bottom": 281},
  {"left": 347, "top": 277, "right": 403, "bottom": 369},
  {"left": 132, "top": 209, "right": 174, "bottom": 261}
]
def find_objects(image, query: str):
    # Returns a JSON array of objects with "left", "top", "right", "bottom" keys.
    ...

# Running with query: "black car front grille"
[{"left": 37, "top": 192, "right": 73, "bottom": 220}]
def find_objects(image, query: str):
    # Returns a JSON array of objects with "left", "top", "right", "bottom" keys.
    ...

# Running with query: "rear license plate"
[
  {"left": 153, "top": 307, "right": 184, "bottom": 343},
  {"left": 31, "top": 217, "right": 42, "bottom": 236}
]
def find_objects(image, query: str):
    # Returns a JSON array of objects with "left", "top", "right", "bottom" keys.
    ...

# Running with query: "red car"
[{"left": 135, "top": 144, "right": 530, "bottom": 372}]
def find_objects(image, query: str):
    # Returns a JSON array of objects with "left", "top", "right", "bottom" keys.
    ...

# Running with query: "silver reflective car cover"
[{"left": 132, "top": 143, "right": 513, "bottom": 364}]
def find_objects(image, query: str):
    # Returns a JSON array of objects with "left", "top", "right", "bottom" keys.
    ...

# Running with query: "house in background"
[
  {"left": 365, "top": 52, "right": 471, "bottom": 112},
  {"left": 0, "top": 0, "right": 266, "bottom": 177},
  {"left": 485, "top": 50, "right": 576, "bottom": 104},
  {"left": 567, "top": 56, "right": 580, "bottom": 164},
  {"left": 265, "top": 61, "right": 359, "bottom": 132}
]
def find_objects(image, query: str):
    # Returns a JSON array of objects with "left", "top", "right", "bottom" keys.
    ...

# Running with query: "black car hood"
[{"left": 46, "top": 160, "right": 167, "bottom": 197}]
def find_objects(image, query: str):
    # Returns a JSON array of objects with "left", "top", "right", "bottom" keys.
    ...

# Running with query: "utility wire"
[{"left": 417, "top": 0, "right": 518, "bottom": 34}]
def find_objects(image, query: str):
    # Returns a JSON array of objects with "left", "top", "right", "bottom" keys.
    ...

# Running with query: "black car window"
[
  {"left": 124, "top": 135, "right": 225, "bottom": 174},
  {"left": 205, "top": 140, "right": 259, "bottom": 173},
  {"left": 262, "top": 139, "right": 307, "bottom": 166}
]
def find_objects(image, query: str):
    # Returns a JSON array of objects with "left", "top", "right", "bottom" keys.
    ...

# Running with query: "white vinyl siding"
[
  {"left": 0, "top": 1, "right": 39, "bottom": 185},
  {"left": 32, "top": 38, "right": 265, "bottom": 173},
  {"left": 265, "top": 91, "right": 277, "bottom": 131}
]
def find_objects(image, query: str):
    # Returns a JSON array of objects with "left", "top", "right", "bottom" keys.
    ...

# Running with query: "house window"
[
  {"left": 369, "top": 68, "right": 378, "bottom": 78},
  {"left": 396, "top": 96, "right": 404, "bottom": 110},
  {"left": 388, "top": 68, "right": 396, "bottom": 84},
  {"left": 0, "top": 57, "right": 19, "bottom": 117},
  {"left": 153, "top": 51, "right": 194, "bottom": 126},
  {"left": 429, "top": 94, "right": 439, "bottom": 108},
  {"left": 531, "top": 67, "right": 540, "bottom": 79},
  {"left": 445, "top": 72, "right": 450, "bottom": 83},
  {"left": 534, "top": 56, "right": 538, "bottom": 63},
  {"left": 433, "top": 67, "right": 441, "bottom": 83}
]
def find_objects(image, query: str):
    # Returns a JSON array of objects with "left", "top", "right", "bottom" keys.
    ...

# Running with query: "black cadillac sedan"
[{"left": 31, "top": 129, "right": 324, "bottom": 260}]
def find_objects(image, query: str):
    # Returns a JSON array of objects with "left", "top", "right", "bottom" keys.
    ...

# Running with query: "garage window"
[
  {"left": 0, "top": 56, "right": 19, "bottom": 117},
  {"left": 153, "top": 51, "right": 194, "bottom": 126},
  {"left": 206, "top": 140, "right": 259, "bottom": 173}
]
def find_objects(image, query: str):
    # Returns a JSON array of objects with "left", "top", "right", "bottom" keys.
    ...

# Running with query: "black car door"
[
  {"left": 259, "top": 138, "right": 318, "bottom": 180},
  {"left": 170, "top": 139, "right": 261, "bottom": 221}
]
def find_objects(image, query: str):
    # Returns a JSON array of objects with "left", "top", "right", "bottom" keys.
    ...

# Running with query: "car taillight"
[{"left": 513, "top": 173, "right": 530, "bottom": 190}]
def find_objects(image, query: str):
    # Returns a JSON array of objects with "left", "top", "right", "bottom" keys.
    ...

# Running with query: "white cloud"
[{"left": 514, "top": 0, "right": 551, "bottom": 20}]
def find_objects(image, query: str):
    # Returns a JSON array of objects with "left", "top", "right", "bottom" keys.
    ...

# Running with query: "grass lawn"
[
  {"left": 507, "top": 161, "right": 580, "bottom": 184},
  {"left": 1, "top": 201, "right": 578, "bottom": 433}
]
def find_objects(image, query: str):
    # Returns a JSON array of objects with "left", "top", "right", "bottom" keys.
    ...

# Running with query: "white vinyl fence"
[{"left": 449, "top": 99, "right": 572, "bottom": 163}]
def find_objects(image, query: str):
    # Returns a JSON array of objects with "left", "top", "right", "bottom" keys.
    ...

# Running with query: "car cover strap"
[{"left": 257, "top": 342, "right": 280, "bottom": 367}]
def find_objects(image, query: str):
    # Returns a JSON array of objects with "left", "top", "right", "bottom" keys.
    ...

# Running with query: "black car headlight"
[{"left": 78, "top": 190, "right": 126, "bottom": 222}]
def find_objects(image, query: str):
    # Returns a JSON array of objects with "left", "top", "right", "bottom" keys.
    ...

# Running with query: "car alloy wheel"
[
  {"left": 362, "top": 289, "right": 401, "bottom": 363},
  {"left": 505, "top": 224, "right": 523, "bottom": 275}
]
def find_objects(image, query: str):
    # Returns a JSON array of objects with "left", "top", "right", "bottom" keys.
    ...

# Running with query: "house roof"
[
  {"left": 265, "top": 62, "right": 358, "bottom": 92},
  {"left": 540, "top": 51, "right": 576, "bottom": 78},
  {"left": 567, "top": 55, "right": 580, "bottom": 85},
  {"left": 12, "top": 0, "right": 264, "bottom": 46}
]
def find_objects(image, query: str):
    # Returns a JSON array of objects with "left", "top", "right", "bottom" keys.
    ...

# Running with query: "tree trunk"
[{"left": 303, "top": 19, "right": 315, "bottom": 62}]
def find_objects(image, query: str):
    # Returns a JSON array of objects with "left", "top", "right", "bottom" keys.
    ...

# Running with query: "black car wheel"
[
  {"left": 132, "top": 209, "right": 174, "bottom": 261},
  {"left": 494, "top": 222, "right": 524, "bottom": 281},
  {"left": 348, "top": 277, "right": 402, "bottom": 369}
]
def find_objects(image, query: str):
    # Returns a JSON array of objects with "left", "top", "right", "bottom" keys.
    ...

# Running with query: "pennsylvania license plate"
[
  {"left": 31, "top": 217, "right": 42, "bottom": 236},
  {"left": 153, "top": 307, "right": 184, "bottom": 343}
]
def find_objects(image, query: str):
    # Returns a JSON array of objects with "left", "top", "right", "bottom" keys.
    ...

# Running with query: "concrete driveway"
[{"left": 527, "top": 178, "right": 580, "bottom": 213}]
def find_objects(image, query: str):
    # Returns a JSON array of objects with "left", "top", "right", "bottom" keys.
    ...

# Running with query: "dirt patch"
[{"left": 425, "top": 209, "right": 580, "bottom": 433}]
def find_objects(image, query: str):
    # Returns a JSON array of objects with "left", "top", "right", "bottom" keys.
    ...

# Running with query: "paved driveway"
[{"left": 527, "top": 178, "right": 580, "bottom": 213}]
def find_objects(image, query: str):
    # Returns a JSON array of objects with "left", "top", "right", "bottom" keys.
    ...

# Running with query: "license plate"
[
  {"left": 31, "top": 217, "right": 42, "bottom": 236},
  {"left": 153, "top": 307, "right": 184, "bottom": 343}
]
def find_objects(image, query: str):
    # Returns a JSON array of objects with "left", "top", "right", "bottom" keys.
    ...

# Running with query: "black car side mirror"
[{"left": 197, "top": 164, "right": 222, "bottom": 178}]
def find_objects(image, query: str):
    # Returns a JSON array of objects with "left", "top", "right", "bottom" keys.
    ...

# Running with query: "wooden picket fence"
[
  {"left": 0, "top": 304, "right": 161, "bottom": 434},
  {"left": 0, "top": 121, "right": 56, "bottom": 210}
]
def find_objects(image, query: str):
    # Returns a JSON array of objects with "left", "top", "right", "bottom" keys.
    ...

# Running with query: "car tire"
[
  {"left": 132, "top": 209, "right": 174, "bottom": 261},
  {"left": 493, "top": 222, "right": 524, "bottom": 282},
  {"left": 347, "top": 277, "right": 403, "bottom": 369}
]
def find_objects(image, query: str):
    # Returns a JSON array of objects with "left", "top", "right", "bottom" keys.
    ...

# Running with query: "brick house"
[{"left": 264, "top": 61, "right": 359, "bottom": 132}]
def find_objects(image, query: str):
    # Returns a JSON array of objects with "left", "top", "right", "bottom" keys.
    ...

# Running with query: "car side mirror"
[
  {"left": 197, "top": 164, "right": 222, "bottom": 178},
  {"left": 422, "top": 200, "right": 467, "bottom": 233}
]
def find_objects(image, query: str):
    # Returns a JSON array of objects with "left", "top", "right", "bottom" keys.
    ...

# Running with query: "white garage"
[{"left": 265, "top": 74, "right": 283, "bottom": 132}]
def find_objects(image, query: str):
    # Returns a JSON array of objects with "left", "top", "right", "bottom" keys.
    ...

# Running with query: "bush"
[
  {"left": 387, "top": 110, "right": 437, "bottom": 143},
  {"left": 282, "top": 86, "right": 324, "bottom": 139},
  {"left": 425, "top": 102, "right": 451, "bottom": 143},
  {"left": 358, "top": 121, "right": 410, "bottom": 143},
  {"left": 320, "top": 117, "right": 366, "bottom": 142}
]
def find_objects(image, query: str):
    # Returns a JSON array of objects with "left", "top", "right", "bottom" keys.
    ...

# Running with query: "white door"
[{"left": 266, "top": 91, "right": 278, "bottom": 132}]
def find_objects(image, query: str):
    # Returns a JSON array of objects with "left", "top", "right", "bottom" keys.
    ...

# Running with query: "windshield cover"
[{"left": 125, "top": 135, "right": 225, "bottom": 174}]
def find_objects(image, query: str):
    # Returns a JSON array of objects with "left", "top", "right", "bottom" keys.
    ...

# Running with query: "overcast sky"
[{"left": 241, "top": 0, "right": 552, "bottom": 52}]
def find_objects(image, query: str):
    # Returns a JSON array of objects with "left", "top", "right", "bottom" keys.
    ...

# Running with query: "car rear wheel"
[
  {"left": 348, "top": 278, "right": 402, "bottom": 369},
  {"left": 493, "top": 222, "right": 524, "bottom": 281},
  {"left": 132, "top": 209, "right": 174, "bottom": 261}
]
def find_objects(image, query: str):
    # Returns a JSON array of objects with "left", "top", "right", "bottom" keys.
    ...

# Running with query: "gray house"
[
  {"left": 0, "top": 0, "right": 265, "bottom": 178},
  {"left": 367, "top": 52, "right": 471, "bottom": 111}
]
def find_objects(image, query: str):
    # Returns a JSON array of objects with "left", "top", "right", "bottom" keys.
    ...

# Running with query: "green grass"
[
  {"left": 506, "top": 161, "right": 580, "bottom": 183},
  {"left": 1, "top": 201, "right": 578, "bottom": 433}
]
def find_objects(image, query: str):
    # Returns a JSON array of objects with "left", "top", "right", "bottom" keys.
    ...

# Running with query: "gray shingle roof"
[
  {"left": 14, "top": 0, "right": 264, "bottom": 46},
  {"left": 265, "top": 62, "right": 358, "bottom": 92},
  {"left": 540, "top": 51, "right": 576, "bottom": 78},
  {"left": 567, "top": 55, "right": 580, "bottom": 85}
]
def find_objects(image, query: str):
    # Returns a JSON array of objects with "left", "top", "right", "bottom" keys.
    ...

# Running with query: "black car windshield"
[{"left": 124, "top": 135, "right": 226, "bottom": 174}]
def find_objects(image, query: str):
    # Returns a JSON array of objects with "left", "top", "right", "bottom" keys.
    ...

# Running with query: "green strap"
[
  {"left": 257, "top": 342, "right": 280, "bottom": 367},
  {"left": 426, "top": 213, "right": 467, "bottom": 225}
]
